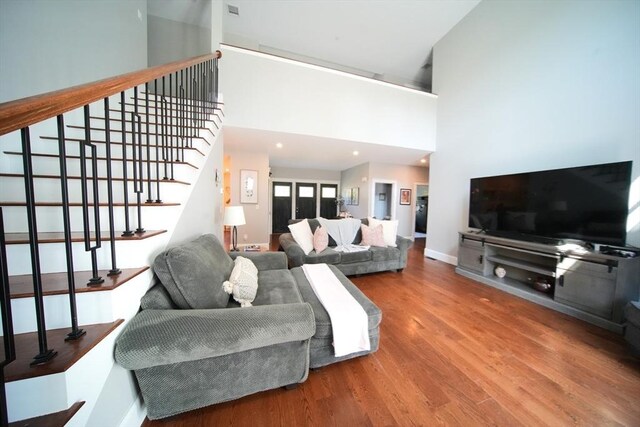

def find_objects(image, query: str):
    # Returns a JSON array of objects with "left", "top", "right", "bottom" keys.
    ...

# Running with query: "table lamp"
[{"left": 223, "top": 206, "right": 246, "bottom": 251}]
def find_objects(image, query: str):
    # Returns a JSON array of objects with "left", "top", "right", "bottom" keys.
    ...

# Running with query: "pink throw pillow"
[
  {"left": 313, "top": 226, "right": 329, "bottom": 253},
  {"left": 361, "top": 224, "right": 386, "bottom": 247}
]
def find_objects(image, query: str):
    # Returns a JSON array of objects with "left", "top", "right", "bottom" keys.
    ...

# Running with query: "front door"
[
  {"left": 295, "top": 183, "right": 317, "bottom": 219},
  {"left": 320, "top": 184, "right": 338, "bottom": 218},
  {"left": 272, "top": 182, "right": 292, "bottom": 233}
]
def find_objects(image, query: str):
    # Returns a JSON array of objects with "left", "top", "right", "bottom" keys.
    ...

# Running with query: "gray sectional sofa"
[
  {"left": 114, "top": 234, "right": 381, "bottom": 419},
  {"left": 279, "top": 218, "right": 413, "bottom": 276}
]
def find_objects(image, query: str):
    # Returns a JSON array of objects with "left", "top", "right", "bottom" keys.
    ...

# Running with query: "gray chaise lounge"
[
  {"left": 114, "top": 234, "right": 381, "bottom": 419},
  {"left": 280, "top": 218, "right": 413, "bottom": 276}
]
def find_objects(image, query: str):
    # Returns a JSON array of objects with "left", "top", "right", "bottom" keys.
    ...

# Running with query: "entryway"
[
  {"left": 415, "top": 184, "right": 428, "bottom": 238},
  {"left": 271, "top": 181, "right": 339, "bottom": 233}
]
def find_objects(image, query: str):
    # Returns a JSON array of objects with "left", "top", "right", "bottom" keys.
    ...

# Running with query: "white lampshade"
[{"left": 223, "top": 206, "right": 246, "bottom": 226}]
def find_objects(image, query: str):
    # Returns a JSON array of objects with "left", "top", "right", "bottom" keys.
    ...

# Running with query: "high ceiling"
[{"left": 150, "top": 0, "right": 481, "bottom": 171}]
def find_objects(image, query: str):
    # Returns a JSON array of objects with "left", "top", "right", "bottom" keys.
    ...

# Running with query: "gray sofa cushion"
[
  {"left": 304, "top": 248, "right": 341, "bottom": 265},
  {"left": 370, "top": 246, "right": 401, "bottom": 262},
  {"left": 290, "top": 265, "right": 382, "bottom": 339},
  {"left": 141, "top": 284, "right": 177, "bottom": 310},
  {"left": 254, "top": 270, "right": 304, "bottom": 305},
  {"left": 340, "top": 250, "right": 372, "bottom": 264},
  {"left": 153, "top": 234, "right": 233, "bottom": 309}
]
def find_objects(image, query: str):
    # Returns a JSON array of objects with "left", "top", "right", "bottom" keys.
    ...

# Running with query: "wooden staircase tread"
[
  {"left": 9, "top": 266, "right": 149, "bottom": 299},
  {"left": 0, "top": 201, "right": 180, "bottom": 207},
  {"left": 2, "top": 320, "right": 124, "bottom": 382},
  {"left": 0, "top": 173, "right": 191, "bottom": 185},
  {"left": 39, "top": 136, "right": 206, "bottom": 157},
  {"left": 4, "top": 229, "right": 166, "bottom": 244},
  {"left": 9, "top": 401, "right": 85, "bottom": 427},
  {"left": 2, "top": 150, "right": 199, "bottom": 169}
]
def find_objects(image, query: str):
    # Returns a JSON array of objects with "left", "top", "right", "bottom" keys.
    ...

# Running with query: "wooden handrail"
[{"left": 0, "top": 50, "right": 221, "bottom": 136}]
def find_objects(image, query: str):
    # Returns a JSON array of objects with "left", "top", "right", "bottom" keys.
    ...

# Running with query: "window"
[
  {"left": 274, "top": 185, "right": 291, "bottom": 197},
  {"left": 321, "top": 187, "right": 337, "bottom": 198},
  {"left": 299, "top": 186, "right": 315, "bottom": 198}
]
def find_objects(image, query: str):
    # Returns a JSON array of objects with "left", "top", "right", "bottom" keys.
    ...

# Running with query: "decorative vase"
[{"left": 494, "top": 266, "right": 506, "bottom": 278}]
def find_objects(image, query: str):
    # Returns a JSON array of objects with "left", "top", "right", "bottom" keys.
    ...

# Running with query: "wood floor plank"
[{"left": 143, "top": 238, "right": 640, "bottom": 426}]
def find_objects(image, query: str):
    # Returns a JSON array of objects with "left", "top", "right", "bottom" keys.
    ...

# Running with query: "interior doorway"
[
  {"left": 374, "top": 183, "right": 393, "bottom": 219},
  {"left": 415, "top": 184, "right": 428, "bottom": 238}
]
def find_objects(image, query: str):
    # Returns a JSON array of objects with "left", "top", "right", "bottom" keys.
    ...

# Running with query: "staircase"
[{"left": 0, "top": 52, "right": 223, "bottom": 426}]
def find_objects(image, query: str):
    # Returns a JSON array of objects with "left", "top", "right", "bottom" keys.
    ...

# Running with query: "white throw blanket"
[
  {"left": 302, "top": 263, "right": 371, "bottom": 357},
  {"left": 317, "top": 218, "right": 368, "bottom": 252}
]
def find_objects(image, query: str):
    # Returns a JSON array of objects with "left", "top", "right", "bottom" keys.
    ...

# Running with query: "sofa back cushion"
[{"left": 153, "top": 234, "right": 233, "bottom": 309}]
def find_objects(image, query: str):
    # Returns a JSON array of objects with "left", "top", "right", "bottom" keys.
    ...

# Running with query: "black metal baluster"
[
  {"left": 1, "top": 207, "right": 16, "bottom": 427},
  {"left": 21, "top": 127, "right": 57, "bottom": 365},
  {"left": 145, "top": 83, "right": 153, "bottom": 203},
  {"left": 162, "top": 77, "right": 168, "bottom": 179},
  {"left": 131, "top": 112, "right": 145, "bottom": 234},
  {"left": 180, "top": 84, "right": 186, "bottom": 163},
  {"left": 82, "top": 105, "right": 103, "bottom": 286},
  {"left": 56, "top": 115, "right": 85, "bottom": 341},
  {"left": 154, "top": 79, "right": 162, "bottom": 203},
  {"left": 103, "top": 99, "right": 121, "bottom": 277},
  {"left": 169, "top": 74, "right": 175, "bottom": 181},
  {"left": 120, "top": 91, "right": 134, "bottom": 237}
]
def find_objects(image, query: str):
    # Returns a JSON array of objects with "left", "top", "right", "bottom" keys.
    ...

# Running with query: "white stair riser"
[
  {"left": 2, "top": 153, "right": 201, "bottom": 180},
  {"left": 1, "top": 204, "right": 182, "bottom": 233},
  {"left": 1, "top": 270, "right": 153, "bottom": 335},
  {"left": 5, "top": 236, "right": 170, "bottom": 276},
  {"left": 0, "top": 176, "right": 192, "bottom": 203}
]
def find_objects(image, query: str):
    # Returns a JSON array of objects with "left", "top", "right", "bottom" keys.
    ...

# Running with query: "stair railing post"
[
  {"left": 120, "top": 91, "right": 134, "bottom": 237},
  {"left": 0, "top": 208, "right": 16, "bottom": 426},
  {"left": 21, "top": 127, "right": 57, "bottom": 365},
  {"left": 103, "top": 99, "right": 121, "bottom": 277},
  {"left": 56, "top": 114, "right": 86, "bottom": 340}
]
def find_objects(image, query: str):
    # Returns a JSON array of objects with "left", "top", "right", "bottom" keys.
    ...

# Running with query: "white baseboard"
[
  {"left": 119, "top": 396, "right": 146, "bottom": 427},
  {"left": 425, "top": 248, "right": 458, "bottom": 266}
]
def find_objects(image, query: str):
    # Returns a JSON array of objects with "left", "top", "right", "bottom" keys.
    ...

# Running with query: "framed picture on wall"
[
  {"left": 240, "top": 169, "right": 258, "bottom": 204},
  {"left": 400, "top": 188, "right": 411, "bottom": 205},
  {"left": 351, "top": 187, "right": 359, "bottom": 206}
]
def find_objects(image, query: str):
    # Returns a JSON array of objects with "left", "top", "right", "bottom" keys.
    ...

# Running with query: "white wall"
[
  {"left": 340, "top": 163, "right": 370, "bottom": 219},
  {"left": 428, "top": 0, "right": 640, "bottom": 263},
  {"left": 226, "top": 150, "right": 270, "bottom": 246},
  {"left": 147, "top": 15, "right": 211, "bottom": 67},
  {"left": 0, "top": 0, "right": 147, "bottom": 103},
  {"left": 271, "top": 166, "right": 341, "bottom": 182},
  {"left": 219, "top": 45, "right": 437, "bottom": 152}
]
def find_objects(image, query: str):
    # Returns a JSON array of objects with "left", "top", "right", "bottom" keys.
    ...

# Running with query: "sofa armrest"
[
  {"left": 229, "top": 251, "right": 288, "bottom": 271},
  {"left": 279, "top": 233, "right": 306, "bottom": 267},
  {"left": 115, "top": 303, "right": 315, "bottom": 370},
  {"left": 396, "top": 235, "right": 413, "bottom": 251}
]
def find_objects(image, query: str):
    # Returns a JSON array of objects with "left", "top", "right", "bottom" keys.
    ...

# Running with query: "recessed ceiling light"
[
  {"left": 420, "top": 158, "right": 427, "bottom": 164},
  {"left": 276, "top": 143, "right": 283, "bottom": 148},
  {"left": 353, "top": 150, "right": 359, "bottom": 156}
]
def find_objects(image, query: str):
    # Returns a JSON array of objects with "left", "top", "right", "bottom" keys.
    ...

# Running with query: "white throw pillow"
[
  {"left": 222, "top": 256, "right": 258, "bottom": 307},
  {"left": 288, "top": 219, "right": 315, "bottom": 255},
  {"left": 368, "top": 217, "right": 398, "bottom": 247}
]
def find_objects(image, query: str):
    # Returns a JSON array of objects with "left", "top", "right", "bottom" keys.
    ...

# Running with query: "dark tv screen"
[{"left": 468, "top": 161, "right": 632, "bottom": 246}]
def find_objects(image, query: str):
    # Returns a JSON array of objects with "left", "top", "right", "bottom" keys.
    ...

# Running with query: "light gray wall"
[
  {"left": 369, "top": 163, "right": 428, "bottom": 238},
  {"left": 427, "top": 0, "right": 640, "bottom": 263},
  {"left": 340, "top": 163, "right": 370, "bottom": 219},
  {"left": 0, "top": 0, "right": 147, "bottom": 103},
  {"left": 271, "top": 166, "right": 341, "bottom": 182},
  {"left": 227, "top": 150, "right": 270, "bottom": 246},
  {"left": 147, "top": 14, "right": 211, "bottom": 67}
]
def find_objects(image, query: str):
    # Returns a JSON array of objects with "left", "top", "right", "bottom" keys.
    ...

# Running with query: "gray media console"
[{"left": 456, "top": 231, "right": 639, "bottom": 333}]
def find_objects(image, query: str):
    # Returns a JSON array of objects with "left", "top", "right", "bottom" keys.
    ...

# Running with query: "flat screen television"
[{"left": 468, "top": 161, "right": 633, "bottom": 246}]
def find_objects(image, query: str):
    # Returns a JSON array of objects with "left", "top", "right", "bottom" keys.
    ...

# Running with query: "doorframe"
[
  {"left": 369, "top": 179, "right": 397, "bottom": 220},
  {"left": 268, "top": 178, "right": 340, "bottom": 232},
  {"left": 412, "top": 182, "right": 429, "bottom": 240}
]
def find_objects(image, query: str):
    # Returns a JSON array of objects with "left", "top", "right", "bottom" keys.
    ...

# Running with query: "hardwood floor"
[{"left": 144, "top": 238, "right": 640, "bottom": 426}]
